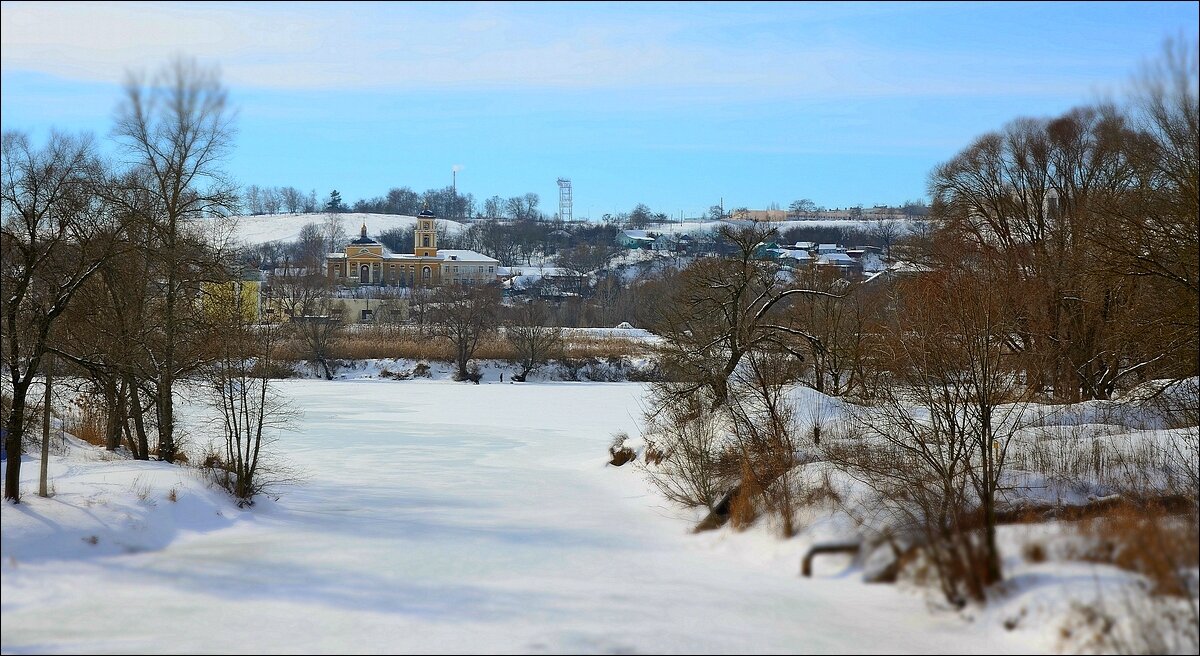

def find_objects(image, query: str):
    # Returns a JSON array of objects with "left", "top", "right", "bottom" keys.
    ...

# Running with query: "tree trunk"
[
  {"left": 129, "top": 381, "right": 150, "bottom": 460},
  {"left": 4, "top": 384, "right": 29, "bottom": 502},
  {"left": 456, "top": 341, "right": 469, "bottom": 381},
  {"left": 158, "top": 228, "right": 178, "bottom": 463},
  {"left": 104, "top": 376, "right": 123, "bottom": 451}
]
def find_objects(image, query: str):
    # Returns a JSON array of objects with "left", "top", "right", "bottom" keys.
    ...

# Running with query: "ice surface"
[{"left": 2, "top": 380, "right": 1029, "bottom": 654}]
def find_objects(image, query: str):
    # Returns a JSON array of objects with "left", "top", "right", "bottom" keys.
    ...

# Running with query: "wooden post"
[{"left": 38, "top": 354, "right": 53, "bottom": 497}]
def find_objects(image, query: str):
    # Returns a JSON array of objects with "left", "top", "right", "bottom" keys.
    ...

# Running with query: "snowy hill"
[
  {"left": 230, "top": 213, "right": 469, "bottom": 246},
  {"left": 642, "top": 218, "right": 919, "bottom": 236}
]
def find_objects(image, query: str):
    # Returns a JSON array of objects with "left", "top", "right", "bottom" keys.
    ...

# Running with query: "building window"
[
  {"left": 422, "top": 236, "right": 430, "bottom": 247},
  {"left": 488, "top": 266, "right": 494, "bottom": 273},
  {"left": 422, "top": 266, "right": 431, "bottom": 280}
]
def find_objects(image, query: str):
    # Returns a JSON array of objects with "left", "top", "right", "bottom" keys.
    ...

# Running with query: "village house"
[{"left": 616, "top": 229, "right": 656, "bottom": 249}]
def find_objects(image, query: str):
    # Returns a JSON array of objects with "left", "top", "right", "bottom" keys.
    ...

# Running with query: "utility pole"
[{"left": 452, "top": 165, "right": 462, "bottom": 221}]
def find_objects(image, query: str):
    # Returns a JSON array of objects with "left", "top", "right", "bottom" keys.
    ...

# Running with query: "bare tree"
[
  {"left": 407, "top": 285, "right": 436, "bottom": 334},
  {"left": 556, "top": 243, "right": 617, "bottom": 295},
  {"left": 321, "top": 212, "right": 347, "bottom": 257},
  {"left": 431, "top": 284, "right": 500, "bottom": 381},
  {"left": 1091, "top": 37, "right": 1200, "bottom": 390},
  {"left": 505, "top": 300, "right": 563, "bottom": 381},
  {"left": 2, "top": 130, "right": 115, "bottom": 501},
  {"left": 483, "top": 195, "right": 503, "bottom": 219},
  {"left": 203, "top": 281, "right": 294, "bottom": 503},
  {"left": 270, "top": 257, "right": 330, "bottom": 319},
  {"left": 869, "top": 218, "right": 903, "bottom": 260},
  {"left": 899, "top": 199, "right": 929, "bottom": 218},
  {"left": 53, "top": 167, "right": 165, "bottom": 459},
  {"left": 788, "top": 198, "right": 818, "bottom": 218},
  {"left": 292, "top": 313, "right": 343, "bottom": 381},
  {"left": 651, "top": 221, "right": 839, "bottom": 407},
  {"left": 829, "top": 270, "right": 1027, "bottom": 604},
  {"left": 293, "top": 222, "right": 327, "bottom": 265},
  {"left": 261, "top": 187, "right": 282, "bottom": 214},
  {"left": 112, "top": 56, "right": 238, "bottom": 463},
  {"left": 280, "top": 186, "right": 303, "bottom": 214},
  {"left": 243, "top": 184, "right": 263, "bottom": 215}
]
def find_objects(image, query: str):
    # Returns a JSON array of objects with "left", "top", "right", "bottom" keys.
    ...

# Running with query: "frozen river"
[{"left": 1, "top": 380, "right": 1023, "bottom": 653}]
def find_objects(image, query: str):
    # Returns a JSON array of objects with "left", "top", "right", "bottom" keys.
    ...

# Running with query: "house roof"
[
  {"left": 862, "top": 260, "right": 931, "bottom": 284},
  {"left": 435, "top": 249, "right": 499, "bottom": 264},
  {"left": 817, "top": 253, "right": 855, "bottom": 265}
]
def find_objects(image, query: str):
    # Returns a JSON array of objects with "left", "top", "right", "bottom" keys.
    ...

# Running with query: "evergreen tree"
[{"left": 325, "top": 189, "right": 345, "bottom": 213}]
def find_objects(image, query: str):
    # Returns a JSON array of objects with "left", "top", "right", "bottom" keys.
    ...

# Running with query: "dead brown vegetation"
[
  {"left": 1072, "top": 502, "right": 1199, "bottom": 597},
  {"left": 274, "top": 329, "right": 648, "bottom": 363}
]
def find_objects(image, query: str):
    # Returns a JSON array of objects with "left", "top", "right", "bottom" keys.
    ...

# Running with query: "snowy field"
[{"left": 0, "top": 380, "right": 1032, "bottom": 654}]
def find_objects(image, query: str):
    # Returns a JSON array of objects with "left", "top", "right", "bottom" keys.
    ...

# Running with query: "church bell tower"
[{"left": 415, "top": 208, "right": 438, "bottom": 257}]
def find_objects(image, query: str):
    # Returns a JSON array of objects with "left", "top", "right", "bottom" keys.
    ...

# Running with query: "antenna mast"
[{"left": 557, "top": 178, "right": 573, "bottom": 223}]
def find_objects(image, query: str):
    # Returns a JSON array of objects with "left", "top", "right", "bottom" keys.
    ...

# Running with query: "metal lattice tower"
[{"left": 557, "top": 178, "right": 573, "bottom": 222}]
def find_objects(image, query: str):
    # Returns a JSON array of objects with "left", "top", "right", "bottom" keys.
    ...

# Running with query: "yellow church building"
[{"left": 324, "top": 208, "right": 499, "bottom": 287}]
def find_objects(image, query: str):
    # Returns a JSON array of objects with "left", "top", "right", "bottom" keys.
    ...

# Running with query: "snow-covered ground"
[
  {"left": 641, "top": 218, "right": 919, "bottom": 237},
  {"left": 231, "top": 212, "right": 468, "bottom": 247},
  {"left": 2, "top": 380, "right": 1033, "bottom": 654}
]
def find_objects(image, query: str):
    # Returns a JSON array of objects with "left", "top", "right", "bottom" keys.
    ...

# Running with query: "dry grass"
[
  {"left": 728, "top": 464, "right": 761, "bottom": 531},
  {"left": 1022, "top": 541, "right": 1047, "bottom": 563},
  {"left": 1070, "top": 503, "right": 1199, "bottom": 597},
  {"left": 276, "top": 327, "right": 650, "bottom": 362},
  {"left": 64, "top": 393, "right": 106, "bottom": 448},
  {"left": 643, "top": 439, "right": 665, "bottom": 465}
]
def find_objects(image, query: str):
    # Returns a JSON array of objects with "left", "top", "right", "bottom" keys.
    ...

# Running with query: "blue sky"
[{"left": 2, "top": 1, "right": 1196, "bottom": 218}]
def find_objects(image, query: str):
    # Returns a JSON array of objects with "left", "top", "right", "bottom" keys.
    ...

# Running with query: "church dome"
[{"left": 351, "top": 222, "right": 380, "bottom": 245}]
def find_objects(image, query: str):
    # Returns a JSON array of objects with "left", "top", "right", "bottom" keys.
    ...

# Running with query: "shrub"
[{"left": 637, "top": 391, "right": 734, "bottom": 510}]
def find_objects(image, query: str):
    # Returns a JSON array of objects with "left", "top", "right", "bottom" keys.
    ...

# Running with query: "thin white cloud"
[
  {"left": 1, "top": 2, "right": 324, "bottom": 80},
  {"left": 0, "top": 1, "right": 1158, "bottom": 100}
]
